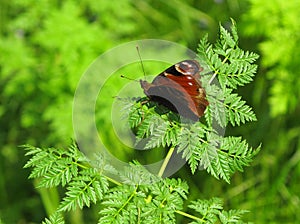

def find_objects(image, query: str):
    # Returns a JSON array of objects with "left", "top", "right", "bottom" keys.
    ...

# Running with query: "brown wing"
[
  {"left": 140, "top": 77, "right": 199, "bottom": 120},
  {"left": 140, "top": 60, "right": 209, "bottom": 120},
  {"left": 163, "top": 73, "right": 208, "bottom": 117}
]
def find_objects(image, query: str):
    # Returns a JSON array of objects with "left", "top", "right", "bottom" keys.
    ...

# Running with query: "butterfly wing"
[
  {"left": 141, "top": 77, "right": 199, "bottom": 120},
  {"left": 140, "top": 60, "right": 209, "bottom": 120},
  {"left": 164, "top": 73, "right": 208, "bottom": 117}
]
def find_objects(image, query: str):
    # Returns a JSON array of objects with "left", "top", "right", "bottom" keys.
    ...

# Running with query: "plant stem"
[
  {"left": 208, "top": 72, "right": 217, "bottom": 85},
  {"left": 104, "top": 174, "right": 122, "bottom": 186},
  {"left": 175, "top": 210, "right": 204, "bottom": 222},
  {"left": 158, "top": 146, "right": 175, "bottom": 177},
  {"left": 208, "top": 55, "right": 229, "bottom": 85},
  {"left": 114, "top": 185, "right": 138, "bottom": 218}
]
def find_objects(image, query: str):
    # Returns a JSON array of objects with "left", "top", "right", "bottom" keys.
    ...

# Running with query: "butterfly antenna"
[
  {"left": 136, "top": 45, "right": 146, "bottom": 78},
  {"left": 120, "top": 74, "right": 139, "bottom": 82}
]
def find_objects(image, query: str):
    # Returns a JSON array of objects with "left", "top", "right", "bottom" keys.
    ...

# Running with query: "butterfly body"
[{"left": 140, "top": 60, "right": 209, "bottom": 120}]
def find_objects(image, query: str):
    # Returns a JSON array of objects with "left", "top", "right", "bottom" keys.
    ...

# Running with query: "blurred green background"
[{"left": 1, "top": 0, "right": 299, "bottom": 223}]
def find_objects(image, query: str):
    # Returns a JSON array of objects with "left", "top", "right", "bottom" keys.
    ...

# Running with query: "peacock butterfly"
[{"left": 140, "top": 60, "right": 209, "bottom": 121}]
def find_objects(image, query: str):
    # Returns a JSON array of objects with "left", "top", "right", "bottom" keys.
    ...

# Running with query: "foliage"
[
  {"left": 127, "top": 20, "right": 260, "bottom": 183},
  {"left": 24, "top": 143, "right": 248, "bottom": 224},
  {"left": 236, "top": 0, "right": 300, "bottom": 222},
  {"left": 188, "top": 197, "right": 247, "bottom": 224},
  {"left": 3, "top": 0, "right": 299, "bottom": 223},
  {"left": 243, "top": 0, "right": 300, "bottom": 117},
  {"left": 0, "top": 2, "right": 224, "bottom": 220},
  {"left": 22, "top": 21, "right": 259, "bottom": 223},
  {"left": 23, "top": 143, "right": 109, "bottom": 212}
]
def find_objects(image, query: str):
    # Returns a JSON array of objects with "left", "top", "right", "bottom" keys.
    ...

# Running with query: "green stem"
[
  {"left": 158, "top": 147, "right": 175, "bottom": 177},
  {"left": 115, "top": 185, "right": 138, "bottom": 218},
  {"left": 73, "top": 160, "right": 122, "bottom": 186},
  {"left": 208, "top": 55, "right": 229, "bottom": 84},
  {"left": 208, "top": 72, "right": 218, "bottom": 85},
  {"left": 175, "top": 210, "right": 204, "bottom": 222},
  {"left": 104, "top": 174, "right": 122, "bottom": 186}
]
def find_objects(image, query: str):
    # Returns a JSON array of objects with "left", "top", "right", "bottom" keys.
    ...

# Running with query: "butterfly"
[{"left": 140, "top": 60, "right": 209, "bottom": 121}]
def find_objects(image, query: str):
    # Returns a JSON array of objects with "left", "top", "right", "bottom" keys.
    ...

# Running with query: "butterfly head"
[{"left": 175, "top": 60, "right": 203, "bottom": 76}]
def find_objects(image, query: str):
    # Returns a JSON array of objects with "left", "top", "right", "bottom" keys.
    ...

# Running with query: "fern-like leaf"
[
  {"left": 136, "top": 112, "right": 164, "bottom": 139},
  {"left": 205, "top": 84, "right": 227, "bottom": 128},
  {"left": 177, "top": 123, "right": 207, "bottom": 173},
  {"left": 188, "top": 197, "right": 247, "bottom": 224},
  {"left": 224, "top": 90, "right": 257, "bottom": 126},
  {"left": 99, "top": 185, "right": 141, "bottom": 224},
  {"left": 42, "top": 212, "right": 64, "bottom": 224},
  {"left": 58, "top": 168, "right": 109, "bottom": 212},
  {"left": 199, "top": 140, "right": 221, "bottom": 181},
  {"left": 24, "top": 146, "right": 57, "bottom": 179},
  {"left": 219, "top": 209, "right": 248, "bottom": 223},
  {"left": 120, "top": 160, "right": 161, "bottom": 185},
  {"left": 23, "top": 143, "right": 83, "bottom": 188},
  {"left": 128, "top": 101, "right": 145, "bottom": 128},
  {"left": 38, "top": 157, "right": 78, "bottom": 188},
  {"left": 141, "top": 178, "right": 189, "bottom": 223},
  {"left": 188, "top": 197, "right": 223, "bottom": 223},
  {"left": 221, "top": 136, "right": 261, "bottom": 173}
]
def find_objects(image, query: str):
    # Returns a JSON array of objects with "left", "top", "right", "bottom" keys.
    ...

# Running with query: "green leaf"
[
  {"left": 42, "top": 212, "right": 65, "bottom": 224},
  {"left": 230, "top": 18, "right": 239, "bottom": 43},
  {"left": 221, "top": 136, "right": 261, "bottom": 173},
  {"left": 120, "top": 161, "right": 161, "bottom": 185},
  {"left": 58, "top": 168, "right": 108, "bottom": 212},
  {"left": 219, "top": 209, "right": 248, "bottom": 223},
  {"left": 38, "top": 157, "right": 78, "bottom": 188},
  {"left": 224, "top": 90, "right": 257, "bottom": 126},
  {"left": 99, "top": 185, "right": 139, "bottom": 224},
  {"left": 219, "top": 25, "right": 236, "bottom": 48},
  {"left": 136, "top": 112, "right": 164, "bottom": 138},
  {"left": 206, "top": 84, "right": 227, "bottom": 128},
  {"left": 199, "top": 139, "right": 220, "bottom": 181},
  {"left": 142, "top": 178, "right": 189, "bottom": 223},
  {"left": 177, "top": 123, "right": 207, "bottom": 173},
  {"left": 188, "top": 197, "right": 223, "bottom": 223}
]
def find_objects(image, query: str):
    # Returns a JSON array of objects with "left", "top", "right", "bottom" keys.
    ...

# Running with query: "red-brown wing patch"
[
  {"left": 141, "top": 77, "right": 200, "bottom": 119},
  {"left": 164, "top": 72, "right": 208, "bottom": 117},
  {"left": 140, "top": 60, "right": 209, "bottom": 120}
]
